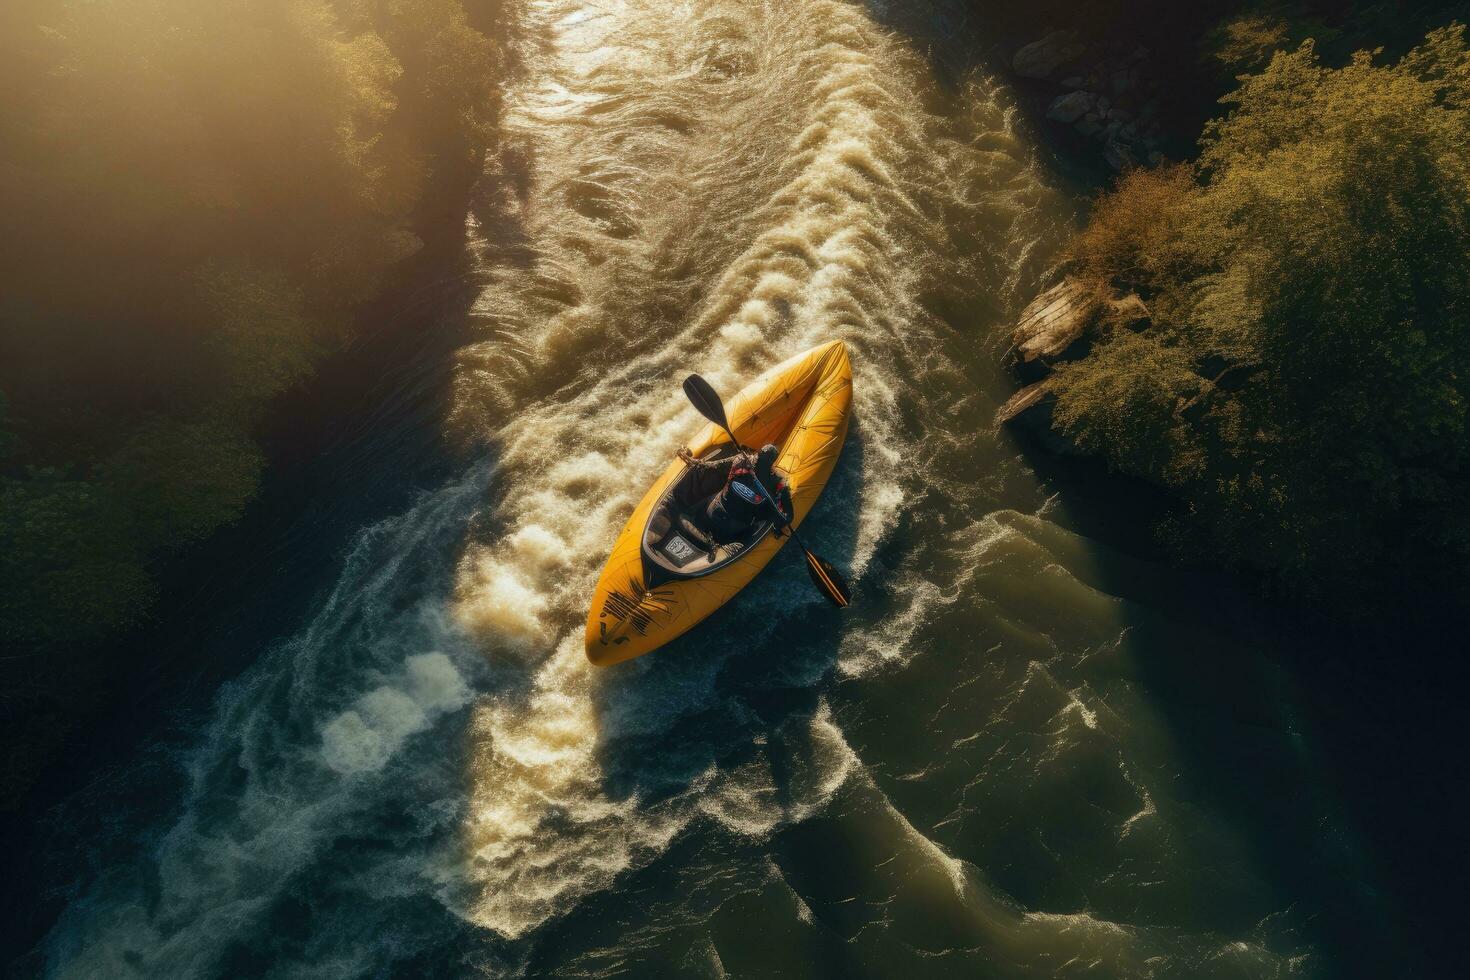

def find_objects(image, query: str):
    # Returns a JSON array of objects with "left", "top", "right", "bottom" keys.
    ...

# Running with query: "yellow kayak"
[{"left": 584, "top": 340, "right": 853, "bottom": 665}]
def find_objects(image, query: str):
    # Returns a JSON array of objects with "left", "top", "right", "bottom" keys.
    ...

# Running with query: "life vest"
[{"left": 710, "top": 459, "right": 787, "bottom": 530}]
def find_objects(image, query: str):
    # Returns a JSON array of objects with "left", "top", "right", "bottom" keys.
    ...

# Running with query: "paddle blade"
[
  {"left": 803, "top": 549, "right": 852, "bottom": 608},
  {"left": 682, "top": 373, "right": 730, "bottom": 433}
]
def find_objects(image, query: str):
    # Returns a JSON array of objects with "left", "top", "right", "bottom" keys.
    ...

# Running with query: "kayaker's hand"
[
  {"left": 773, "top": 525, "right": 787, "bottom": 539},
  {"left": 677, "top": 448, "right": 695, "bottom": 465}
]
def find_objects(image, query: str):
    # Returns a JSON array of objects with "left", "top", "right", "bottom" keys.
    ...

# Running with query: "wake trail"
[{"left": 447, "top": 0, "right": 1067, "bottom": 943}]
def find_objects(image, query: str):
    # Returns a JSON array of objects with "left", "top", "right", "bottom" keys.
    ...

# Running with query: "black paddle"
[{"left": 681, "top": 373, "right": 852, "bottom": 608}]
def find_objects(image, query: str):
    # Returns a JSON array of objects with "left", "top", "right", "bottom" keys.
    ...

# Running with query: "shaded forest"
[
  {"left": 0, "top": 0, "right": 520, "bottom": 800},
  {"left": 1000, "top": 1, "right": 1470, "bottom": 618}
]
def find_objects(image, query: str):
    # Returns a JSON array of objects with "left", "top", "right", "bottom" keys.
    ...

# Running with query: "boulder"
[
  {"left": 1046, "top": 91, "right": 1094, "bottom": 124},
  {"left": 1013, "top": 31, "right": 1086, "bottom": 80},
  {"left": 1103, "top": 137, "right": 1138, "bottom": 171},
  {"left": 1009, "top": 277, "right": 1098, "bottom": 366}
]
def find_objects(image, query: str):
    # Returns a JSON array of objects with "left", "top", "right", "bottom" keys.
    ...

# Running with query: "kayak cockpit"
[{"left": 641, "top": 444, "right": 776, "bottom": 583}]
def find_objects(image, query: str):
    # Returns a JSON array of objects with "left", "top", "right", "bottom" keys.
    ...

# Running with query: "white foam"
[
  {"left": 320, "top": 654, "right": 472, "bottom": 775},
  {"left": 438, "top": 0, "right": 1075, "bottom": 942}
]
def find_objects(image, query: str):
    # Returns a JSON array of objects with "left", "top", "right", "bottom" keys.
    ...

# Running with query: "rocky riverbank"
[
  {"left": 1010, "top": 30, "right": 1167, "bottom": 171},
  {"left": 995, "top": 275, "right": 1153, "bottom": 453}
]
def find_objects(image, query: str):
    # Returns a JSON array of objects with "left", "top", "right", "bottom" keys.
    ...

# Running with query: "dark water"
[{"left": 11, "top": 1, "right": 1434, "bottom": 977}]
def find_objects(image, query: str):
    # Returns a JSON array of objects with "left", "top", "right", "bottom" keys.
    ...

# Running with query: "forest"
[
  {"left": 0, "top": 0, "right": 519, "bottom": 798},
  {"left": 1011, "top": 0, "right": 1470, "bottom": 617}
]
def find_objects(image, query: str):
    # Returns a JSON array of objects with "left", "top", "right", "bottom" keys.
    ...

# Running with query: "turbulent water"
[{"left": 34, "top": 1, "right": 1391, "bottom": 977}]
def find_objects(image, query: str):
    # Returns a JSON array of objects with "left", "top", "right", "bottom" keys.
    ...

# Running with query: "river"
[{"left": 20, "top": 1, "right": 1414, "bottom": 976}]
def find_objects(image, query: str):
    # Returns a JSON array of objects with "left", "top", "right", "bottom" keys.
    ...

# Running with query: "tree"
[{"left": 1054, "top": 26, "right": 1470, "bottom": 607}]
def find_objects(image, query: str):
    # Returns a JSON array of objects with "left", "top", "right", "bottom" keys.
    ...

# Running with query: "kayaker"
[{"left": 677, "top": 443, "right": 793, "bottom": 547}]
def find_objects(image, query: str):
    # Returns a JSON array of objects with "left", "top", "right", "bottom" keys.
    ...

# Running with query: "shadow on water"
[{"left": 998, "top": 432, "right": 1422, "bottom": 978}]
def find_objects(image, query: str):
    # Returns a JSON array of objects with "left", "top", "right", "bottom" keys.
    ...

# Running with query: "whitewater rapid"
[
  {"left": 37, "top": 2, "right": 1354, "bottom": 977},
  {"left": 444, "top": 0, "right": 1081, "bottom": 941}
]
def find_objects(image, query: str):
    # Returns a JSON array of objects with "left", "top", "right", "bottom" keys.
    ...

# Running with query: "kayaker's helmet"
[{"left": 756, "top": 443, "right": 780, "bottom": 485}]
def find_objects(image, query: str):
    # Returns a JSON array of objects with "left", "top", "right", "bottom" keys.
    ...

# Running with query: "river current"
[{"left": 32, "top": 1, "right": 1399, "bottom": 977}]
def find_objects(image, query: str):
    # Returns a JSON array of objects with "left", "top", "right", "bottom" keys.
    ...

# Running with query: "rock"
[
  {"left": 1111, "top": 70, "right": 1133, "bottom": 97},
  {"left": 1061, "top": 76, "right": 1085, "bottom": 88},
  {"left": 1009, "top": 277, "right": 1098, "bottom": 366},
  {"left": 1046, "top": 91, "right": 1094, "bottom": 124},
  {"left": 1076, "top": 115, "right": 1104, "bottom": 137},
  {"left": 1013, "top": 31, "right": 1086, "bottom": 80},
  {"left": 1103, "top": 137, "right": 1137, "bottom": 171},
  {"left": 1097, "top": 95, "right": 1111, "bottom": 115},
  {"left": 994, "top": 380, "right": 1052, "bottom": 427},
  {"left": 994, "top": 381, "right": 1084, "bottom": 455}
]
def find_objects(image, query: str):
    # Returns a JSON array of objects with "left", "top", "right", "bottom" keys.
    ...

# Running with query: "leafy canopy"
[{"left": 1053, "top": 26, "right": 1470, "bottom": 605}]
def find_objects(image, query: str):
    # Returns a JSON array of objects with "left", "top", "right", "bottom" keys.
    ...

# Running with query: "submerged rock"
[
  {"left": 1015, "top": 32, "right": 1164, "bottom": 172},
  {"left": 1103, "top": 138, "right": 1138, "bottom": 172},
  {"left": 1076, "top": 113, "right": 1105, "bottom": 137}
]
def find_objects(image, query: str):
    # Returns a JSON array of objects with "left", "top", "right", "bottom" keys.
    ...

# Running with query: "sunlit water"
[{"left": 36, "top": 1, "right": 1389, "bottom": 977}]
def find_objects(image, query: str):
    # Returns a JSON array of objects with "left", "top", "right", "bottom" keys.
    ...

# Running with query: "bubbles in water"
[{"left": 321, "top": 653, "right": 472, "bottom": 774}]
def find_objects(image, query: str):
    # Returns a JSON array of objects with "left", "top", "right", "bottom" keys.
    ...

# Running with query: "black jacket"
[{"left": 687, "top": 452, "right": 792, "bottom": 541}]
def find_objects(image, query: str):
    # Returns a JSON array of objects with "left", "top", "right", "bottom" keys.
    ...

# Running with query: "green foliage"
[
  {"left": 1059, "top": 26, "right": 1470, "bottom": 607},
  {"left": 1206, "top": 5, "right": 1337, "bottom": 75},
  {"left": 1069, "top": 165, "right": 1207, "bottom": 303},
  {"left": 103, "top": 416, "right": 267, "bottom": 546},
  {"left": 1052, "top": 331, "right": 1211, "bottom": 485},
  {"left": 0, "top": 0, "right": 518, "bottom": 655},
  {"left": 0, "top": 470, "right": 154, "bottom": 649}
]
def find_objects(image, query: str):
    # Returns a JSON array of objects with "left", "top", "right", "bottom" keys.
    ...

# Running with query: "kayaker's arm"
[
  {"left": 770, "top": 483, "right": 794, "bottom": 537},
  {"left": 677, "top": 447, "right": 734, "bottom": 471}
]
